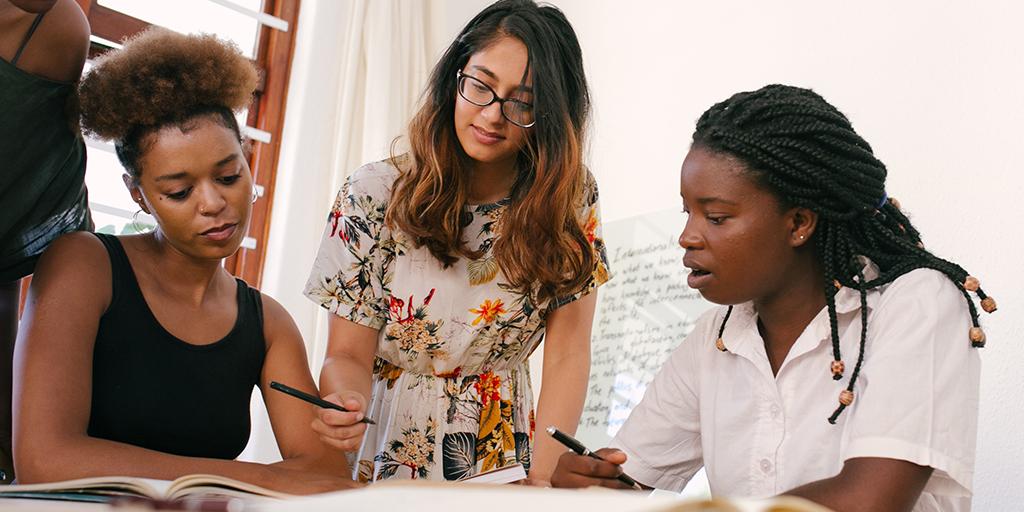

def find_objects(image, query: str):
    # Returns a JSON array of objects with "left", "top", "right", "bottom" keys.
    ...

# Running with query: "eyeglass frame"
[{"left": 455, "top": 70, "right": 536, "bottom": 128}]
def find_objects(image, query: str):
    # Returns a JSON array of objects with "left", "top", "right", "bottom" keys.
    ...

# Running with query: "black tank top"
[{"left": 87, "top": 233, "right": 265, "bottom": 459}]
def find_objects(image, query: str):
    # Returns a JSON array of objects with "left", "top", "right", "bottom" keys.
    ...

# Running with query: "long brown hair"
[{"left": 386, "top": 0, "right": 593, "bottom": 304}]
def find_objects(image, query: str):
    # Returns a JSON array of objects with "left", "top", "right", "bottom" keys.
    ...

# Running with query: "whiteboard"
[
  {"left": 574, "top": 209, "right": 714, "bottom": 496},
  {"left": 578, "top": 208, "right": 714, "bottom": 447}
]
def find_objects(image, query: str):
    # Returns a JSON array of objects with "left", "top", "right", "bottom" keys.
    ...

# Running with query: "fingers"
[
  {"left": 317, "top": 392, "right": 367, "bottom": 426},
  {"left": 312, "top": 392, "right": 369, "bottom": 452},
  {"left": 550, "top": 451, "right": 635, "bottom": 490},
  {"left": 318, "top": 406, "right": 365, "bottom": 426},
  {"left": 593, "top": 447, "right": 628, "bottom": 465},
  {"left": 311, "top": 416, "right": 367, "bottom": 451},
  {"left": 325, "top": 391, "right": 367, "bottom": 412},
  {"left": 517, "top": 477, "right": 551, "bottom": 487}
]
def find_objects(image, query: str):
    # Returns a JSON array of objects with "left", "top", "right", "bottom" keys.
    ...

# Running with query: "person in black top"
[
  {"left": 12, "top": 28, "right": 356, "bottom": 494},
  {"left": 0, "top": 0, "right": 92, "bottom": 483}
]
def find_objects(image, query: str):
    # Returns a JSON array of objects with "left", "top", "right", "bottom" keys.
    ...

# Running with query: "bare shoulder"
[
  {"left": 27, "top": 0, "right": 90, "bottom": 82},
  {"left": 31, "top": 231, "right": 111, "bottom": 308},
  {"left": 46, "top": 0, "right": 90, "bottom": 53},
  {"left": 259, "top": 292, "right": 304, "bottom": 350},
  {"left": 36, "top": 231, "right": 108, "bottom": 271}
]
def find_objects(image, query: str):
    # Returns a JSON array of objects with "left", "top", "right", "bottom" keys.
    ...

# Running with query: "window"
[{"left": 74, "top": 0, "right": 300, "bottom": 287}]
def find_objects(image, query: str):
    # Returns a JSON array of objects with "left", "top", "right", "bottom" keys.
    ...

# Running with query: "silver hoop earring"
[
  {"left": 251, "top": 187, "right": 259, "bottom": 204},
  {"left": 130, "top": 209, "right": 152, "bottom": 234}
]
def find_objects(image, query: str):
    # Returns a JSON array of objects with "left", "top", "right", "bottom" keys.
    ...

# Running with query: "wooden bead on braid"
[
  {"left": 889, "top": 197, "right": 902, "bottom": 210},
  {"left": 838, "top": 390, "right": 854, "bottom": 406},
  {"left": 715, "top": 306, "right": 733, "bottom": 353},
  {"left": 831, "top": 360, "right": 845, "bottom": 379},
  {"left": 981, "top": 297, "right": 997, "bottom": 313},
  {"left": 715, "top": 338, "right": 728, "bottom": 352},
  {"left": 969, "top": 327, "right": 986, "bottom": 347},
  {"left": 963, "top": 276, "right": 980, "bottom": 292}
]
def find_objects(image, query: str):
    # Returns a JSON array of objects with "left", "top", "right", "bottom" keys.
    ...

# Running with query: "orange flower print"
[
  {"left": 529, "top": 409, "right": 536, "bottom": 441},
  {"left": 474, "top": 372, "right": 502, "bottom": 406},
  {"left": 470, "top": 299, "right": 506, "bottom": 326},
  {"left": 583, "top": 209, "right": 598, "bottom": 244},
  {"left": 434, "top": 367, "right": 462, "bottom": 379}
]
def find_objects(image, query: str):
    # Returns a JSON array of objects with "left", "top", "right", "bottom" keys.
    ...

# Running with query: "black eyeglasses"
[{"left": 456, "top": 70, "right": 536, "bottom": 128}]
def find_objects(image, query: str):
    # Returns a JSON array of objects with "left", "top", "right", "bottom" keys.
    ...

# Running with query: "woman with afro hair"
[{"left": 11, "top": 28, "right": 357, "bottom": 494}]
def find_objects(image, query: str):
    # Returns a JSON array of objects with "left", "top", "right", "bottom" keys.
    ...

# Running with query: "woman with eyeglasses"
[{"left": 304, "top": 0, "right": 608, "bottom": 485}]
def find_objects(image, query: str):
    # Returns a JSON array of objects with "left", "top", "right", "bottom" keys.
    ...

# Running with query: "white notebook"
[{"left": 458, "top": 463, "right": 527, "bottom": 484}]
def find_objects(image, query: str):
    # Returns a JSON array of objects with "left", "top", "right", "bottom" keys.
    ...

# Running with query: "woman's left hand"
[{"left": 517, "top": 477, "right": 551, "bottom": 487}]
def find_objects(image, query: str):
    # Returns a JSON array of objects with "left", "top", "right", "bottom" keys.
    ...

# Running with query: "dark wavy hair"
[
  {"left": 78, "top": 28, "right": 258, "bottom": 180},
  {"left": 693, "top": 84, "right": 995, "bottom": 423},
  {"left": 386, "top": 0, "right": 593, "bottom": 304}
]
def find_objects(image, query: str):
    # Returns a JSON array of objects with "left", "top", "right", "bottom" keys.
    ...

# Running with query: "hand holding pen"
[
  {"left": 547, "top": 426, "right": 645, "bottom": 490},
  {"left": 270, "top": 381, "right": 376, "bottom": 453}
]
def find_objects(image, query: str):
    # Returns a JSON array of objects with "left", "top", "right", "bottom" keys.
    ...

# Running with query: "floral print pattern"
[{"left": 305, "top": 158, "right": 610, "bottom": 482}]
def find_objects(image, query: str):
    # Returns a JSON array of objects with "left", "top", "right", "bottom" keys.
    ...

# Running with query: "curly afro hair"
[
  {"left": 80, "top": 28, "right": 257, "bottom": 140},
  {"left": 79, "top": 28, "right": 258, "bottom": 177}
]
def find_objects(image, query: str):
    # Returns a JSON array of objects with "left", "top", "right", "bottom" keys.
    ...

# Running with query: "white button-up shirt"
[{"left": 611, "top": 266, "right": 979, "bottom": 511}]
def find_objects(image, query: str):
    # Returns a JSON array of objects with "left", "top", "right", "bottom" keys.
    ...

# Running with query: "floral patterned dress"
[{"left": 304, "top": 157, "right": 610, "bottom": 483}]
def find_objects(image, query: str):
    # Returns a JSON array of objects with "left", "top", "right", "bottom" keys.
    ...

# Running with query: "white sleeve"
[
  {"left": 841, "top": 269, "right": 980, "bottom": 497},
  {"left": 609, "top": 309, "right": 718, "bottom": 491}
]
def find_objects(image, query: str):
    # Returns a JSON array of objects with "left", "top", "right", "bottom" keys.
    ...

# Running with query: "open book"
[
  {"left": 458, "top": 463, "right": 526, "bottom": 484},
  {"left": 0, "top": 473, "right": 291, "bottom": 503}
]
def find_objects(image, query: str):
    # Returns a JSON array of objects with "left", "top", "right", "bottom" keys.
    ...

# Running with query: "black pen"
[
  {"left": 270, "top": 381, "right": 376, "bottom": 425},
  {"left": 546, "top": 426, "right": 643, "bottom": 490}
]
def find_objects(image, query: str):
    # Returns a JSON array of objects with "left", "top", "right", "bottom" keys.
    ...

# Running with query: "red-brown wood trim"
[
  {"left": 224, "top": 0, "right": 300, "bottom": 288},
  {"left": 86, "top": 3, "right": 150, "bottom": 44},
  {"left": 74, "top": 0, "right": 93, "bottom": 16}
]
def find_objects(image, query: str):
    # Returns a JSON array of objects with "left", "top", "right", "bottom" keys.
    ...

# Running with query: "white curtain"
[{"left": 240, "top": 0, "right": 432, "bottom": 463}]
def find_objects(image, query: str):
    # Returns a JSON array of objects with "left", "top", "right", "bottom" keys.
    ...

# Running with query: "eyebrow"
[
  {"left": 154, "top": 172, "right": 188, "bottom": 182},
  {"left": 153, "top": 154, "right": 238, "bottom": 182},
  {"left": 696, "top": 197, "right": 738, "bottom": 206},
  {"left": 469, "top": 65, "right": 534, "bottom": 94},
  {"left": 214, "top": 154, "right": 239, "bottom": 167}
]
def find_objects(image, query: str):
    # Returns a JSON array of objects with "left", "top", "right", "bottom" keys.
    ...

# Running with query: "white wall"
[{"left": 432, "top": 0, "right": 1023, "bottom": 508}]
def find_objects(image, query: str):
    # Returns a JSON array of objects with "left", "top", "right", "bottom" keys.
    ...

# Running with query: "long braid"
[
  {"left": 829, "top": 267, "right": 871, "bottom": 423},
  {"left": 692, "top": 84, "right": 995, "bottom": 423}
]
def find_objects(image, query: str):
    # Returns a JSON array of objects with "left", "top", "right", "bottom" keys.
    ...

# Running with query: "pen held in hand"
[
  {"left": 546, "top": 426, "right": 643, "bottom": 490},
  {"left": 270, "top": 381, "right": 376, "bottom": 425}
]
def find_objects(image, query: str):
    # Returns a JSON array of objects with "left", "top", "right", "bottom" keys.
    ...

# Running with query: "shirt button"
[
  {"left": 770, "top": 404, "right": 781, "bottom": 418},
  {"left": 760, "top": 459, "right": 773, "bottom": 473}
]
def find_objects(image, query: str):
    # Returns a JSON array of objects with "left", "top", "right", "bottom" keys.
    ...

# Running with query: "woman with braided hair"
[
  {"left": 12, "top": 28, "right": 356, "bottom": 493},
  {"left": 551, "top": 84, "right": 991, "bottom": 512}
]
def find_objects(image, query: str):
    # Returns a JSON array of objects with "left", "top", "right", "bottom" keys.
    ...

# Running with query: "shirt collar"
[{"left": 717, "top": 259, "right": 883, "bottom": 369}]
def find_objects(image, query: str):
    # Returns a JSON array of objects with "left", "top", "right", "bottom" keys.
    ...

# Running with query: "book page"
[
  {"left": 458, "top": 463, "right": 526, "bottom": 484},
  {"left": 0, "top": 476, "right": 165, "bottom": 499},
  {"left": 168, "top": 474, "right": 293, "bottom": 500}
]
